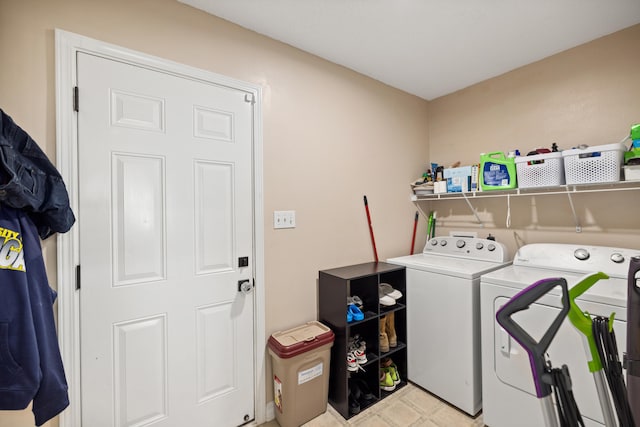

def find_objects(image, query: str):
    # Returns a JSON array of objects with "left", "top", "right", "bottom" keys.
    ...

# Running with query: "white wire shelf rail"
[{"left": 410, "top": 181, "right": 640, "bottom": 232}]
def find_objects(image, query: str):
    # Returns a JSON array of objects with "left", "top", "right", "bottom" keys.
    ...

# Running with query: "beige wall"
[
  {"left": 427, "top": 24, "right": 640, "bottom": 255},
  {"left": 1, "top": 0, "right": 639, "bottom": 425},
  {"left": 0, "top": 0, "right": 428, "bottom": 425}
]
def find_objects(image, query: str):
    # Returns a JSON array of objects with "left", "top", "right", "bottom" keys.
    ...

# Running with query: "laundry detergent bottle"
[{"left": 480, "top": 152, "right": 517, "bottom": 190}]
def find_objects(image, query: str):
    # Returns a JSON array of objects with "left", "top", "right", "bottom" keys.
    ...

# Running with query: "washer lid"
[
  {"left": 387, "top": 253, "right": 511, "bottom": 279},
  {"left": 481, "top": 265, "right": 627, "bottom": 309},
  {"left": 512, "top": 243, "right": 640, "bottom": 279}
]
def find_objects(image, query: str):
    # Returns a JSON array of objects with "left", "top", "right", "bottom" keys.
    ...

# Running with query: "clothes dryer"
[
  {"left": 387, "top": 236, "right": 511, "bottom": 416},
  {"left": 481, "top": 243, "right": 639, "bottom": 427}
]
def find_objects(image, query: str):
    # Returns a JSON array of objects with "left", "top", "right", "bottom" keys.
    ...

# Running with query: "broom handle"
[
  {"left": 363, "top": 196, "right": 379, "bottom": 263},
  {"left": 410, "top": 211, "right": 419, "bottom": 255}
]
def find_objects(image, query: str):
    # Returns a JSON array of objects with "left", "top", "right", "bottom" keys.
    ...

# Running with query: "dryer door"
[{"left": 493, "top": 296, "right": 626, "bottom": 425}]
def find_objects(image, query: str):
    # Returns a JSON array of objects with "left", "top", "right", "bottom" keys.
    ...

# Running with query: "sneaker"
[
  {"left": 350, "top": 334, "right": 366, "bottom": 348},
  {"left": 385, "top": 365, "right": 400, "bottom": 385},
  {"left": 378, "top": 286, "right": 396, "bottom": 306},
  {"left": 379, "top": 283, "right": 403, "bottom": 299},
  {"left": 381, "top": 357, "right": 400, "bottom": 385},
  {"left": 352, "top": 378, "right": 375, "bottom": 402},
  {"left": 352, "top": 348, "right": 367, "bottom": 364},
  {"left": 348, "top": 337, "right": 367, "bottom": 365},
  {"left": 347, "top": 295, "right": 364, "bottom": 310},
  {"left": 347, "top": 352, "right": 359, "bottom": 372},
  {"left": 379, "top": 369, "right": 396, "bottom": 391}
]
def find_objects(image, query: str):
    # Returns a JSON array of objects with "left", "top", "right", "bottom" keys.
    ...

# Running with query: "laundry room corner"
[{"left": 423, "top": 24, "right": 640, "bottom": 254}]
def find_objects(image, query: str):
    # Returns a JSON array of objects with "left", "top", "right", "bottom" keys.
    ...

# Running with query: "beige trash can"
[{"left": 267, "top": 321, "right": 335, "bottom": 427}]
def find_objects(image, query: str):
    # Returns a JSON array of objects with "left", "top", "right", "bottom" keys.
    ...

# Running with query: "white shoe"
[
  {"left": 379, "top": 295, "right": 396, "bottom": 306},
  {"left": 347, "top": 352, "right": 359, "bottom": 372},
  {"left": 379, "top": 283, "right": 402, "bottom": 299}
]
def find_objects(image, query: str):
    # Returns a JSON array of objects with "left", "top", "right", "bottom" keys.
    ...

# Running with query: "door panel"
[
  {"left": 194, "top": 161, "right": 233, "bottom": 273},
  {"left": 114, "top": 314, "right": 168, "bottom": 426},
  {"left": 77, "top": 52, "right": 255, "bottom": 427},
  {"left": 113, "top": 153, "right": 166, "bottom": 285}
]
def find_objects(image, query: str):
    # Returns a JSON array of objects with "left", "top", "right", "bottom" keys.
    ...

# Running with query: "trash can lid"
[{"left": 268, "top": 321, "right": 334, "bottom": 359}]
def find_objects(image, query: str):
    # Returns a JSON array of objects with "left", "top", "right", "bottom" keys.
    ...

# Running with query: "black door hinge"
[
  {"left": 75, "top": 265, "right": 81, "bottom": 290},
  {"left": 73, "top": 86, "right": 79, "bottom": 112}
]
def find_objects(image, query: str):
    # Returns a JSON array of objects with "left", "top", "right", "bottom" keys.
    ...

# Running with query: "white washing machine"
[
  {"left": 481, "top": 243, "right": 639, "bottom": 427},
  {"left": 387, "top": 236, "right": 511, "bottom": 416}
]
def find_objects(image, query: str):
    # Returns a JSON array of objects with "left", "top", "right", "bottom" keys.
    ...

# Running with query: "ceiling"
[{"left": 179, "top": 0, "right": 640, "bottom": 100}]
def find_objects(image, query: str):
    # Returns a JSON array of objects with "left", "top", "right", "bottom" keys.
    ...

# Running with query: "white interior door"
[{"left": 77, "top": 52, "right": 255, "bottom": 427}]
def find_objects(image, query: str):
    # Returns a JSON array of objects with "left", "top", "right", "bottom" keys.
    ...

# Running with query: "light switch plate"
[{"left": 274, "top": 210, "right": 296, "bottom": 229}]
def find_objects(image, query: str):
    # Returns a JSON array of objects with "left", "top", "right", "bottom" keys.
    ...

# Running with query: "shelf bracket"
[
  {"left": 566, "top": 192, "right": 581, "bottom": 233},
  {"left": 461, "top": 192, "right": 484, "bottom": 227},
  {"left": 413, "top": 201, "right": 431, "bottom": 226}
]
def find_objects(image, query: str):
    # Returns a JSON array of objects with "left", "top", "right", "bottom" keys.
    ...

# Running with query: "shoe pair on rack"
[
  {"left": 379, "top": 357, "right": 401, "bottom": 392},
  {"left": 379, "top": 311, "right": 397, "bottom": 353},
  {"left": 379, "top": 283, "right": 402, "bottom": 306},
  {"left": 349, "top": 378, "right": 376, "bottom": 415},
  {"left": 347, "top": 335, "right": 367, "bottom": 372},
  {"left": 347, "top": 295, "right": 364, "bottom": 323}
]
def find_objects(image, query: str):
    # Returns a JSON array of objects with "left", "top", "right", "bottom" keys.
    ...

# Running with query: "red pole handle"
[
  {"left": 363, "top": 196, "right": 379, "bottom": 263},
  {"left": 410, "top": 211, "right": 419, "bottom": 255}
]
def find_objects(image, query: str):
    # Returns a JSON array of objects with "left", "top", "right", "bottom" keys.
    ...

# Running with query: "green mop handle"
[
  {"left": 567, "top": 272, "right": 609, "bottom": 372},
  {"left": 426, "top": 211, "right": 434, "bottom": 239},
  {"left": 567, "top": 272, "right": 617, "bottom": 427}
]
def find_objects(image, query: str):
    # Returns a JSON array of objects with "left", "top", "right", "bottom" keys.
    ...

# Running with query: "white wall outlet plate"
[{"left": 274, "top": 210, "right": 296, "bottom": 229}]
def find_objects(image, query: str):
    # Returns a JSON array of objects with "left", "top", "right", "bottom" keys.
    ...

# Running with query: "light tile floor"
[{"left": 260, "top": 383, "right": 484, "bottom": 427}]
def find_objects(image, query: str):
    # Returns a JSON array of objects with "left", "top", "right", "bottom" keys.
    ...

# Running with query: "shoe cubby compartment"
[
  {"left": 348, "top": 321, "right": 378, "bottom": 366},
  {"left": 349, "top": 275, "right": 378, "bottom": 322},
  {"left": 380, "top": 347, "right": 408, "bottom": 398},
  {"left": 380, "top": 306, "right": 407, "bottom": 356},
  {"left": 319, "top": 262, "right": 407, "bottom": 420},
  {"left": 380, "top": 269, "right": 406, "bottom": 302}
]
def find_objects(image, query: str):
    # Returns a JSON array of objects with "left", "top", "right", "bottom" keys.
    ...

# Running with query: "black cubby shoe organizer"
[{"left": 319, "top": 262, "right": 407, "bottom": 419}]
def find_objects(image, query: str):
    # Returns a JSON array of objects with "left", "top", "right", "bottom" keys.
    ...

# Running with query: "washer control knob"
[
  {"left": 487, "top": 243, "right": 496, "bottom": 251},
  {"left": 574, "top": 248, "right": 590, "bottom": 261},
  {"left": 430, "top": 239, "right": 438, "bottom": 246},
  {"left": 476, "top": 242, "right": 484, "bottom": 250},
  {"left": 440, "top": 240, "right": 447, "bottom": 246},
  {"left": 611, "top": 253, "right": 625, "bottom": 263},
  {"left": 456, "top": 240, "right": 466, "bottom": 248}
]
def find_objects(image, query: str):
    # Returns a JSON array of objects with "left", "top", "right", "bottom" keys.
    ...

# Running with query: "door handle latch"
[
  {"left": 238, "top": 279, "right": 254, "bottom": 294},
  {"left": 500, "top": 327, "right": 511, "bottom": 357}
]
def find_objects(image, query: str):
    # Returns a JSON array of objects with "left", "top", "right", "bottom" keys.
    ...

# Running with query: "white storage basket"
[
  {"left": 515, "top": 152, "right": 565, "bottom": 188},
  {"left": 623, "top": 165, "right": 640, "bottom": 181},
  {"left": 562, "top": 143, "right": 625, "bottom": 184}
]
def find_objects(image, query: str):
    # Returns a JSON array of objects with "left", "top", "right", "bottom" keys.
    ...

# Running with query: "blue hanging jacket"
[
  {"left": 0, "top": 204, "right": 69, "bottom": 426},
  {"left": 0, "top": 109, "right": 75, "bottom": 240}
]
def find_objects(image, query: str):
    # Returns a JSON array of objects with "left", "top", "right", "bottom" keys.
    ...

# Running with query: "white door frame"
[{"left": 54, "top": 29, "right": 266, "bottom": 427}]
